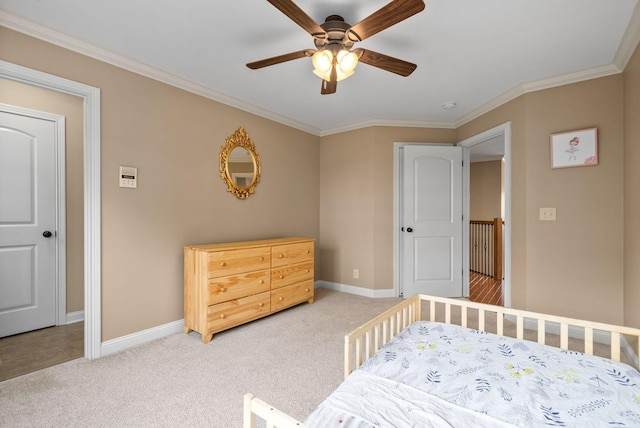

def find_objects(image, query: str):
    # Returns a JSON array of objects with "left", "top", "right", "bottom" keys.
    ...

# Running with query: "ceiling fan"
[{"left": 246, "top": 0, "right": 426, "bottom": 94}]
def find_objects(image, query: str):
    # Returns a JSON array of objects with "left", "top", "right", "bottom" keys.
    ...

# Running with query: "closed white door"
[
  {"left": 401, "top": 145, "right": 462, "bottom": 297},
  {"left": 0, "top": 109, "right": 59, "bottom": 337}
]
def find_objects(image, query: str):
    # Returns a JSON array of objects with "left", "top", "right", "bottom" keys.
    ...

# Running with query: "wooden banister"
[{"left": 470, "top": 218, "right": 503, "bottom": 280}]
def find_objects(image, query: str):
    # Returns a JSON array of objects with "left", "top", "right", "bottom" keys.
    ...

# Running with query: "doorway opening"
[
  {"left": 393, "top": 123, "right": 511, "bottom": 306},
  {"left": 460, "top": 122, "right": 511, "bottom": 307},
  {"left": 0, "top": 60, "right": 102, "bottom": 359}
]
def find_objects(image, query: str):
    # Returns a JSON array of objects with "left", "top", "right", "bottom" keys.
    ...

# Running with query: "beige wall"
[
  {"left": 624, "top": 43, "right": 640, "bottom": 328},
  {"left": 0, "top": 78, "right": 85, "bottom": 313},
  {"left": 470, "top": 160, "right": 502, "bottom": 221},
  {"left": 0, "top": 27, "right": 320, "bottom": 341},
  {"left": 2, "top": 24, "right": 638, "bottom": 341},
  {"left": 458, "top": 76, "right": 625, "bottom": 325},
  {"left": 523, "top": 77, "right": 624, "bottom": 324},
  {"left": 324, "top": 75, "right": 627, "bottom": 326},
  {"left": 319, "top": 126, "right": 457, "bottom": 291}
]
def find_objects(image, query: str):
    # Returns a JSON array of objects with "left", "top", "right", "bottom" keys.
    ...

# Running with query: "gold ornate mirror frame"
[{"left": 219, "top": 127, "right": 261, "bottom": 199}]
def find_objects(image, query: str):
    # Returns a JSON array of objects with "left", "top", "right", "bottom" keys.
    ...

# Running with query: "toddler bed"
[{"left": 244, "top": 294, "right": 640, "bottom": 427}]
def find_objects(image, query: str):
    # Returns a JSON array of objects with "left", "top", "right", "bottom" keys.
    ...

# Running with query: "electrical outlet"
[
  {"left": 540, "top": 207, "right": 557, "bottom": 221},
  {"left": 353, "top": 269, "right": 359, "bottom": 279}
]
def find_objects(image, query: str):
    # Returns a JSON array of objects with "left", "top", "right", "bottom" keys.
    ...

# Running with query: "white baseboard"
[
  {"left": 315, "top": 280, "right": 397, "bottom": 298},
  {"left": 101, "top": 319, "right": 184, "bottom": 357},
  {"left": 98, "top": 283, "right": 393, "bottom": 358},
  {"left": 65, "top": 310, "right": 84, "bottom": 324}
]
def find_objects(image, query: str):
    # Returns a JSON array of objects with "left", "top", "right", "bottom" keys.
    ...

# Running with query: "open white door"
[{"left": 399, "top": 145, "right": 462, "bottom": 297}]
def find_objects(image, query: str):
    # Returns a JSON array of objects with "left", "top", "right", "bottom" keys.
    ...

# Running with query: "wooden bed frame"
[{"left": 244, "top": 294, "right": 640, "bottom": 428}]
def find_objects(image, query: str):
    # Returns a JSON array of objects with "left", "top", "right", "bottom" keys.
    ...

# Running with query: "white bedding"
[
  {"left": 304, "top": 321, "right": 640, "bottom": 427},
  {"left": 304, "top": 370, "right": 516, "bottom": 427}
]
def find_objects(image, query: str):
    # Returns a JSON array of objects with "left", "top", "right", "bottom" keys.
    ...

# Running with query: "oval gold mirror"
[{"left": 219, "top": 127, "right": 261, "bottom": 199}]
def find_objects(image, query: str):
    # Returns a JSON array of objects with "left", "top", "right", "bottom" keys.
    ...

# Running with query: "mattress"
[{"left": 304, "top": 321, "right": 640, "bottom": 427}]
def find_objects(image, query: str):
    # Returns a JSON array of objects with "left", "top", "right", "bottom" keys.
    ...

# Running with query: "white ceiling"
[{"left": 0, "top": 1, "right": 638, "bottom": 136}]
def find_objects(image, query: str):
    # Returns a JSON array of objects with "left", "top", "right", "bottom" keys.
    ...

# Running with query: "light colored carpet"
[
  {"left": 0, "top": 288, "right": 402, "bottom": 427},
  {"left": 1, "top": 288, "right": 629, "bottom": 427}
]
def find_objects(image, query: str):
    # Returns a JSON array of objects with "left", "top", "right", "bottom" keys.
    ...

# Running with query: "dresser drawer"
[
  {"left": 207, "top": 292, "right": 271, "bottom": 333},
  {"left": 271, "top": 241, "right": 314, "bottom": 268},
  {"left": 271, "top": 260, "right": 313, "bottom": 289},
  {"left": 208, "top": 270, "right": 270, "bottom": 305},
  {"left": 271, "top": 280, "right": 314, "bottom": 312},
  {"left": 207, "top": 247, "right": 271, "bottom": 278}
]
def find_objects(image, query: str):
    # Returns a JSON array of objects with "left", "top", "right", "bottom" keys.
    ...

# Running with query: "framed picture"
[{"left": 550, "top": 127, "right": 598, "bottom": 169}]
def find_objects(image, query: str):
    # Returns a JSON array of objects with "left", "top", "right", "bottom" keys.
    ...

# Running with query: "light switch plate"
[
  {"left": 119, "top": 166, "right": 137, "bottom": 188},
  {"left": 540, "top": 207, "right": 556, "bottom": 221}
]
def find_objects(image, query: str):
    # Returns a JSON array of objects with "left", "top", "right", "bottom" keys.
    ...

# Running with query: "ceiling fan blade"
[
  {"left": 266, "top": 0, "right": 326, "bottom": 37},
  {"left": 348, "top": 0, "right": 425, "bottom": 42},
  {"left": 247, "top": 49, "right": 315, "bottom": 69},
  {"left": 320, "top": 66, "right": 338, "bottom": 94},
  {"left": 355, "top": 49, "right": 417, "bottom": 77}
]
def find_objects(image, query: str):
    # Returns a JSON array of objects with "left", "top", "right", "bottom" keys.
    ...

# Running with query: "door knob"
[
  {"left": 406, "top": 227, "right": 413, "bottom": 233},
  {"left": 43, "top": 231, "right": 53, "bottom": 238}
]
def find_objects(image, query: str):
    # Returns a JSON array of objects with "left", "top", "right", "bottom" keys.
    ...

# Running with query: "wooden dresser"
[{"left": 184, "top": 237, "right": 314, "bottom": 343}]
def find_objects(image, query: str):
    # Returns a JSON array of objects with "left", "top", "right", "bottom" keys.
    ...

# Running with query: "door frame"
[
  {"left": 0, "top": 60, "right": 102, "bottom": 359},
  {"left": 458, "top": 122, "right": 512, "bottom": 307},
  {"left": 0, "top": 103, "right": 67, "bottom": 327}
]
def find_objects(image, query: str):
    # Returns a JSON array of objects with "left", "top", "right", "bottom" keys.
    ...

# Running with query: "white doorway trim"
[
  {"left": 0, "top": 103, "right": 67, "bottom": 326},
  {"left": 0, "top": 60, "right": 102, "bottom": 359},
  {"left": 458, "top": 122, "right": 512, "bottom": 307}
]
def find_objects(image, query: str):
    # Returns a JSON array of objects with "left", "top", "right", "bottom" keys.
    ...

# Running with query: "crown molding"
[
  {"left": 454, "top": 63, "right": 622, "bottom": 128},
  {"left": 0, "top": 11, "right": 321, "bottom": 136},
  {"left": 2, "top": 7, "right": 637, "bottom": 136},
  {"left": 319, "top": 118, "right": 456, "bottom": 137},
  {"left": 614, "top": 1, "right": 640, "bottom": 70}
]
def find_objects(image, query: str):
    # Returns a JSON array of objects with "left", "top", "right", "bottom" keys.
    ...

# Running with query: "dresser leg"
[
  {"left": 203, "top": 333, "right": 214, "bottom": 344},
  {"left": 184, "top": 327, "right": 192, "bottom": 334},
  {"left": 308, "top": 297, "right": 314, "bottom": 304}
]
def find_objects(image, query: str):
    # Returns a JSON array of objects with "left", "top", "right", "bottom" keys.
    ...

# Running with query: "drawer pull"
[
  {"left": 279, "top": 275, "right": 284, "bottom": 279},
  {"left": 278, "top": 254, "right": 284, "bottom": 258},
  {"left": 306, "top": 269, "right": 310, "bottom": 273},
  {"left": 305, "top": 288, "right": 310, "bottom": 292},
  {"left": 220, "top": 262, "right": 227, "bottom": 267},
  {"left": 278, "top": 297, "right": 284, "bottom": 301},
  {"left": 220, "top": 287, "right": 227, "bottom": 293},
  {"left": 220, "top": 314, "right": 227, "bottom": 319},
  {"left": 259, "top": 302, "right": 264, "bottom": 307},
  {"left": 306, "top": 250, "right": 310, "bottom": 254},
  {"left": 259, "top": 256, "right": 264, "bottom": 261},
  {"left": 259, "top": 280, "right": 264, "bottom": 284}
]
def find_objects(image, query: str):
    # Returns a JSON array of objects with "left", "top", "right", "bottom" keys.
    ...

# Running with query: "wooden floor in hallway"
[{"left": 469, "top": 271, "right": 503, "bottom": 306}]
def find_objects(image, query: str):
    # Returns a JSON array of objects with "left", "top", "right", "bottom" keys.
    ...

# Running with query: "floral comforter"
[{"left": 305, "top": 321, "right": 640, "bottom": 427}]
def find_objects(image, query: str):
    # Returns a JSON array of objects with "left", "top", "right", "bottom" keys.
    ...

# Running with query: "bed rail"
[
  {"left": 243, "top": 393, "right": 307, "bottom": 428},
  {"left": 344, "top": 294, "right": 640, "bottom": 377},
  {"left": 344, "top": 294, "right": 422, "bottom": 378}
]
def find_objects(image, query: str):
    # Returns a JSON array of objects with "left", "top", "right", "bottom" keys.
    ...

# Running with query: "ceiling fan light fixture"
[
  {"left": 311, "top": 50, "right": 332, "bottom": 73},
  {"left": 312, "top": 49, "right": 358, "bottom": 82},
  {"left": 337, "top": 49, "right": 358, "bottom": 74},
  {"left": 313, "top": 68, "right": 354, "bottom": 82}
]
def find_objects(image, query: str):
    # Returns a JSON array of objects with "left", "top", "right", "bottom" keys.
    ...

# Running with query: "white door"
[
  {"left": 401, "top": 145, "right": 462, "bottom": 297},
  {"left": 0, "top": 109, "right": 59, "bottom": 337}
]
